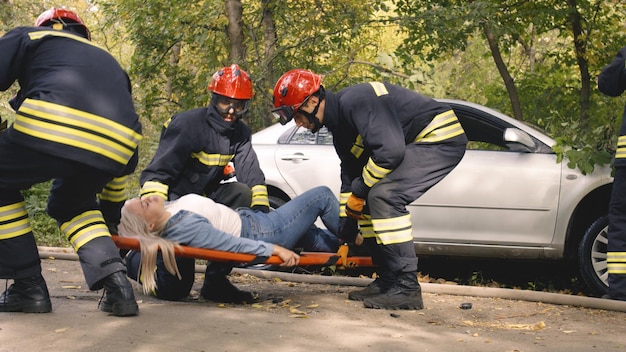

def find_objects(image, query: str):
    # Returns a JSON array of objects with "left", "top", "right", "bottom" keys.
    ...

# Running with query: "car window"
[
  {"left": 316, "top": 127, "right": 333, "bottom": 145},
  {"left": 289, "top": 127, "right": 318, "bottom": 144},
  {"left": 288, "top": 126, "right": 333, "bottom": 145}
]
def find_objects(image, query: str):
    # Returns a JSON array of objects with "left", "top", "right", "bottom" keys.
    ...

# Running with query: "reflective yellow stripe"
[
  {"left": 608, "top": 252, "right": 626, "bottom": 261},
  {"left": 98, "top": 176, "right": 128, "bottom": 203},
  {"left": 141, "top": 181, "right": 169, "bottom": 199},
  {"left": 606, "top": 252, "right": 626, "bottom": 273},
  {"left": 251, "top": 184, "right": 269, "bottom": 207},
  {"left": 368, "top": 82, "right": 389, "bottom": 96},
  {"left": 362, "top": 157, "right": 392, "bottom": 188},
  {"left": 358, "top": 218, "right": 375, "bottom": 239},
  {"left": 415, "top": 110, "right": 465, "bottom": 143},
  {"left": 28, "top": 30, "right": 96, "bottom": 47},
  {"left": 616, "top": 137, "right": 626, "bottom": 158},
  {"left": 372, "top": 214, "right": 413, "bottom": 244},
  {"left": 16, "top": 99, "right": 141, "bottom": 165},
  {"left": 608, "top": 264, "right": 626, "bottom": 274},
  {"left": 163, "top": 118, "right": 172, "bottom": 129},
  {"left": 339, "top": 192, "right": 351, "bottom": 217},
  {"left": 60, "top": 210, "right": 110, "bottom": 250},
  {"left": 0, "top": 202, "right": 32, "bottom": 240},
  {"left": 350, "top": 135, "right": 365, "bottom": 158},
  {"left": 191, "top": 151, "right": 233, "bottom": 167}
]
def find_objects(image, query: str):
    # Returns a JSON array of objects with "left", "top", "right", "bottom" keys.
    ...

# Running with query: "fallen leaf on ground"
[{"left": 289, "top": 306, "right": 307, "bottom": 315}]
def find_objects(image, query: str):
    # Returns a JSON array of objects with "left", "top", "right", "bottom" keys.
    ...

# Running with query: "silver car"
[{"left": 252, "top": 99, "right": 613, "bottom": 296}]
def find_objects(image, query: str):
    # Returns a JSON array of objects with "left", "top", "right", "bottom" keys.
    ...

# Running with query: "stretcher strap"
[
  {"left": 247, "top": 256, "right": 270, "bottom": 265},
  {"left": 322, "top": 255, "right": 340, "bottom": 267}
]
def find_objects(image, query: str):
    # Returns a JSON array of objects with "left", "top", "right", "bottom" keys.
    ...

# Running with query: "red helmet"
[
  {"left": 272, "top": 69, "right": 322, "bottom": 124},
  {"left": 35, "top": 7, "right": 91, "bottom": 40},
  {"left": 207, "top": 64, "right": 254, "bottom": 100}
]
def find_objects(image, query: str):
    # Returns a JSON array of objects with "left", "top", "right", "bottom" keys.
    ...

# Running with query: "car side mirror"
[{"left": 503, "top": 128, "right": 537, "bottom": 153}]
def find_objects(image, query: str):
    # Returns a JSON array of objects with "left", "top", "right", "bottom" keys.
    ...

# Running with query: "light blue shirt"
[{"left": 160, "top": 210, "right": 274, "bottom": 257}]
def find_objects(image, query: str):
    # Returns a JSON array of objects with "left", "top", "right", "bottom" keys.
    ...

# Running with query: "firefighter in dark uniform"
[
  {"left": 128, "top": 64, "right": 269, "bottom": 302},
  {"left": 272, "top": 69, "right": 467, "bottom": 310},
  {"left": 598, "top": 46, "right": 626, "bottom": 301},
  {"left": 0, "top": 8, "right": 142, "bottom": 316}
]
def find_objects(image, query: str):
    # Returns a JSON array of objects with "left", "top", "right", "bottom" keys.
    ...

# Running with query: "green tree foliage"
[{"left": 97, "top": 0, "right": 396, "bottom": 131}]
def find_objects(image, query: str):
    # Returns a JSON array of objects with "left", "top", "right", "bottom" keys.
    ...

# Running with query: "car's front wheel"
[{"left": 578, "top": 215, "right": 609, "bottom": 296}]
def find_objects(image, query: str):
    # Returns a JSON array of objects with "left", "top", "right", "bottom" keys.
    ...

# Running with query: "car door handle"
[{"left": 280, "top": 153, "right": 310, "bottom": 161}]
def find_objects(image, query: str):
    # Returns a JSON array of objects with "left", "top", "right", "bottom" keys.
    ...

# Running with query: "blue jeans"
[{"left": 238, "top": 186, "right": 340, "bottom": 252}]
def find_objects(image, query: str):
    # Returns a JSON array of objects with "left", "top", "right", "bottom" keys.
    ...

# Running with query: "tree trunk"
[
  {"left": 261, "top": 0, "right": 276, "bottom": 85},
  {"left": 166, "top": 42, "right": 181, "bottom": 102},
  {"left": 225, "top": 0, "right": 245, "bottom": 63},
  {"left": 258, "top": 0, "right": 278, "bottom": 126},
  {"left": 482, "top": 22, "right": 524, "bottom": 121},
  {"left": 567, "top": 0, "right": 591, "bottom": 124}
]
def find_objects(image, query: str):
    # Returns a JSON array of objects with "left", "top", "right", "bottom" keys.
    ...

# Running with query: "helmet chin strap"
[
  {"left": 302, "top": 86, "right": 325, "bottom": 133},
  {"left": 302, "top": 108, "right": 322, "bottom": 133}
]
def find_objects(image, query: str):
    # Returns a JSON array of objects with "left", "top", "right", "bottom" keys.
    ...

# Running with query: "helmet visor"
[
  {"left": 213, "top": 95, "right": 250, "bottom": 117},
  {"left": 272, "top": 96, "right": 311, "bottom": 125},
  {"left": 271, "top": 106, "right": 296, "bottom": 125}
]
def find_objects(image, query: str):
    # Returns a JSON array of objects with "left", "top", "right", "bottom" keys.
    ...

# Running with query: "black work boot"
[
  {"left": 348, "top": 272, "right": 396, "bottom": 301},
  {"left": 98, "top": 271, "right": 138, "bottom": 316},
  {"left": 200, "top": 275, "right": 254, "bottom": 304},
  {"left": 363, "top": 272, "right": 424, "bottom": 310},
  {"left": 0, "top": 275, "right": 52, "bottom": 313}
]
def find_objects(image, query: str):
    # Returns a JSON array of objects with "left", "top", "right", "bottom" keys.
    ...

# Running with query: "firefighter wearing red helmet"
[
  {"left": 272, "top": 69, "right": 468, "bottom": 310},
  {"left": 0, "top": 7, "right": 142, "bottom": 316},
  {"left": 135, "top": 64, "right": 270, "bottom": 302},
  {"left": 35, "top": 7, "right": 91, "bottom": 40}
]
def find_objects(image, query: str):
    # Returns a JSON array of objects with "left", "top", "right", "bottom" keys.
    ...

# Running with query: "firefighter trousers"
[
  {"left": 608, "top": 166, "right": 626, "bottom": 300},
  {"left": 362, "top": 142, "right": 466, "bottom": 274},
  {"left": 0, "top": 137, "right": 134, "bottom": 289}
]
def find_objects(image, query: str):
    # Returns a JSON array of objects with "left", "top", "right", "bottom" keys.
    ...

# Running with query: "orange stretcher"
[{"left": 112, "top": 236, "right": 374, "bottom": 268}]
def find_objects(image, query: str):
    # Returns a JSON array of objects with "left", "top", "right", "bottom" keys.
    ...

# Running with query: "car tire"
[
  {"left": 578, "top": 215, "right": 609, "bottom": 296},
  {"left": 269, "top": 194, "right": 288, "bottom": 210}
]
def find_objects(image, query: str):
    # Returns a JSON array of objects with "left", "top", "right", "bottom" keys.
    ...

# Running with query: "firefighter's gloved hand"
[
  {"left": 251, "top": 204, "right": 270, "bottom": 213},
  {"left": 346, "top": 194, "right": 366, "bottom": 220}
]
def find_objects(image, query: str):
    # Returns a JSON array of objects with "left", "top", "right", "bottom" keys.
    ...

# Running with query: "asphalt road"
[{"left": 1, "top": 254, "right": 626, "bottom": 352}]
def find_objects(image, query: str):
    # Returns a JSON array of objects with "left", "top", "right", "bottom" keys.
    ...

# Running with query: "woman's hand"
[{"left": 273, "top": 245, "right": 300, "bottom": 267}]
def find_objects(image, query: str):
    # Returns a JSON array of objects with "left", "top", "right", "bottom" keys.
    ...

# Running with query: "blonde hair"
[{"left": 119, "top": 205, "right": 182, "bottom": 295}]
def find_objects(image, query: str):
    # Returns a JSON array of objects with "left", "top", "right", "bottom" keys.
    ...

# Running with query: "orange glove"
[{"left": 346, "top": 194, "right": 366, "bottom": 220}]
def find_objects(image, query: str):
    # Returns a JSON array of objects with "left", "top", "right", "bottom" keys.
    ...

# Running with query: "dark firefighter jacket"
[
  {"left": 0, "top": 27, "right": 142, "bottom": 175},
  {"left": 322, "top": 82, "right": 467, "bottom": 199},
  {"left": 140, "top": 106, "right": 268, "bottom": 205},
  {"left": 598, "top": 46, "right": 626, "bottom": 167}
]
